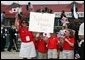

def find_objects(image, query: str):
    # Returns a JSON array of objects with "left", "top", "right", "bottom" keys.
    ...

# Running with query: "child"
[
  {"left": 36, "top": 33, "right": 47, "bottom": 59},
  {"left": 59, "top": 29, "right": 75, "bottom": 59},
  {"left": 58, "top": 36, "right": 65, "bottom": 59},
  {"left": 47, "top": 33, "right": 59, "bottom": 59},
  {"left": 43, "top": 33, "right": 50, "bottom": 43},
  {"left": 15, "top": 15, "right": 36, "bottom": 59}
]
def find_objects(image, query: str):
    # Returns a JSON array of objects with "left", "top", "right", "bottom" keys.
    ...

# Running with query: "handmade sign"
[{"left": 29, "top": 12, "right": 55, "bottom": 33}]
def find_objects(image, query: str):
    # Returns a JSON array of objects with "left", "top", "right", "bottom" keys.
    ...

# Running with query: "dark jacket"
[{"left": 79, "top": 42, "right": 84, "bottom": 59}]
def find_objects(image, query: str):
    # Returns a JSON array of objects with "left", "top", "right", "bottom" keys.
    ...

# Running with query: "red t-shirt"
[
  {"left": 47, "top": 36, "right": 59, "bottom": 49},
  {"left": 63, "top": 37, "right": 75, "bottom": 50},
  {"left": 36, "top": 39, "right": 47, "bottom": 53},
  {"left": 18, "top": 27, "right": 34, "bottom": 43}
]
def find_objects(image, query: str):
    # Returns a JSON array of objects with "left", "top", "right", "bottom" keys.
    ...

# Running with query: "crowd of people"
[
  {"left": 1, "top": 24, "right": 18, "bottom": 52},
  {"left": 13, "top": 12, "right": 84, "bottom": 59},
  {"left": 1, "top": 3, "right": 84, "bottom": 59}
]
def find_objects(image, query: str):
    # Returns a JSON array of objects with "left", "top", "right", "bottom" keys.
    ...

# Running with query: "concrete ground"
[{"left": 1, "top": 51, "right": 22, "bottom": 59}]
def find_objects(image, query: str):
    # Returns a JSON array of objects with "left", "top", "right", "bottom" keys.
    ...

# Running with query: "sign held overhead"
[{"left": 29, "top": 12, "right": 55, "bottom": 33}]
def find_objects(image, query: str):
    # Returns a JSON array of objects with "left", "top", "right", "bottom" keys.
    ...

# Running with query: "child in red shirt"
[
  {"left": 47, "top": 33, "right": 59, "bottom": 59},
  {"left": 59, "top": 29, "right": 75, "bottom": 59},
  {"left": 15, "top": 16, "right": 36, "bottom": 59},
  {"left": 36, "top": 33, "right": 47, "bottom": 59}
]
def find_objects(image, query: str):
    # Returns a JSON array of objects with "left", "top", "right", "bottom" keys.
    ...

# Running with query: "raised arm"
[
  {"left": 65, "top": 38, "right": 74, "bottom": 47},
  {"left": 15, "top": 15, "right": 20, "bottom": 31}
]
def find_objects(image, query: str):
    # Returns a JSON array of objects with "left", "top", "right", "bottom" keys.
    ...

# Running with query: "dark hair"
[
  {"left": 20, "top": 20, "right": 29, "bottom": 26},
  {"left": 62, "top": 10, "right": 65, "bottom": 13},
  {"left": 68, "top": 29, "right": 74, "bottom": 37},
  {"left": 38, "top": 33, "right": 43, "bottom": 39},
  {"left": 49, "top": 9, "right": 53, "bottom": 13},
  {"left": 61, "top": 10, "right": 66, "bottom": 18},
  {"left": 1, "top": 11, "right": 5, "bottom": 14},
  {"left": 18, "top": 12, "right": 23, "bottom": 20},
  {"left": 28, "top": 2, "right": 31, "bottom": 6},
  {"left": 44, "top": 7, "right": 49, "bottom": 13},
  {"left": 21, "top": 20, "right": 28, "bottom": 23}
]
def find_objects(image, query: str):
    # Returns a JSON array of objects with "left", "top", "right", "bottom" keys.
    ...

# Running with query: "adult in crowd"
[
  {"left": 67, "top": 19, "right": 81, "bottom": 59},
  {"left": 1, "top": 11, "right": 5, "bottom": 25},
  {"left": 7, "top": 25, "right": 18, "bottom": 52},
  {"left": 78, "top": 22, "right": 84, "bottom": 59},
  {"left": 1, "top": 25, "right": 6, "bottom": 51}
]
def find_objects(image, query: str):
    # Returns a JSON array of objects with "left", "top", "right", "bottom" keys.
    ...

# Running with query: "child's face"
[
  {"left": 50, "top": 33, "right": 56, "bottom": 37},
  {"left": 60, "top": 37, "right": 64, "bottom": 43},
  {"left": 60, "top": 37, "right": 64, "bottom": 40},
  {"left": 39, "top": 33, "right": 43, "bottom": 39},
  {"left": 65, "top": 30, "right": 70, "bottom": 37},
  {"left": 40, "top": 35, "right": 43, "bottom": 38}
]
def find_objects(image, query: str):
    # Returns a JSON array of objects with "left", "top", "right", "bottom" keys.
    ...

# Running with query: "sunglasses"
[{"left": 22, "top": 21, "right": 27, "bottom": 23}]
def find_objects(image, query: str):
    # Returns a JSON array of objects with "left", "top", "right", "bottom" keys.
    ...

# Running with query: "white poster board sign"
[{"left": 29, "top": 12, "right": 55, "bottom": 33}]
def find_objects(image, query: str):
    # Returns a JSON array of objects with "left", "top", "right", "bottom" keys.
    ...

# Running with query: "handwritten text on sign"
[{"left": 29, "top": 12, "right": 55, "bottom": 33}]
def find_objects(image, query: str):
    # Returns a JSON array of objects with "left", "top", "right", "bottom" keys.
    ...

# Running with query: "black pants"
[
  {"left": 79, "top": 43, "right": 84, "bottom": 59},
  {"left": 8, "top": 38, "right": 17, "bottom": 51},
  {"left": 1, "top": 38, "right": 6, "bottom": 51}
]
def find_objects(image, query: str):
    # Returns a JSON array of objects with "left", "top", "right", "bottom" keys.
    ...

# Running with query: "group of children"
[
  {"left": 15, "top": 13, "right": 75, "bottom": 59},
  {"left": 33, "top": 28, "right": 75, "bottom": 59}
]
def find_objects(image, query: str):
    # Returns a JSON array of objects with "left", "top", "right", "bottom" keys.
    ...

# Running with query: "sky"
[{"left": 1, "top": 1, "right": 84, "bottom": 5}]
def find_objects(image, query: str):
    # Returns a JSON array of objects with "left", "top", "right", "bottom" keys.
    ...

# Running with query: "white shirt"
[
  {"left": 78, "top": 23, "right": 84, "bottom": 35},
  {"left": 79, "top": 40, "right": 84, "bottom": 47}
]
